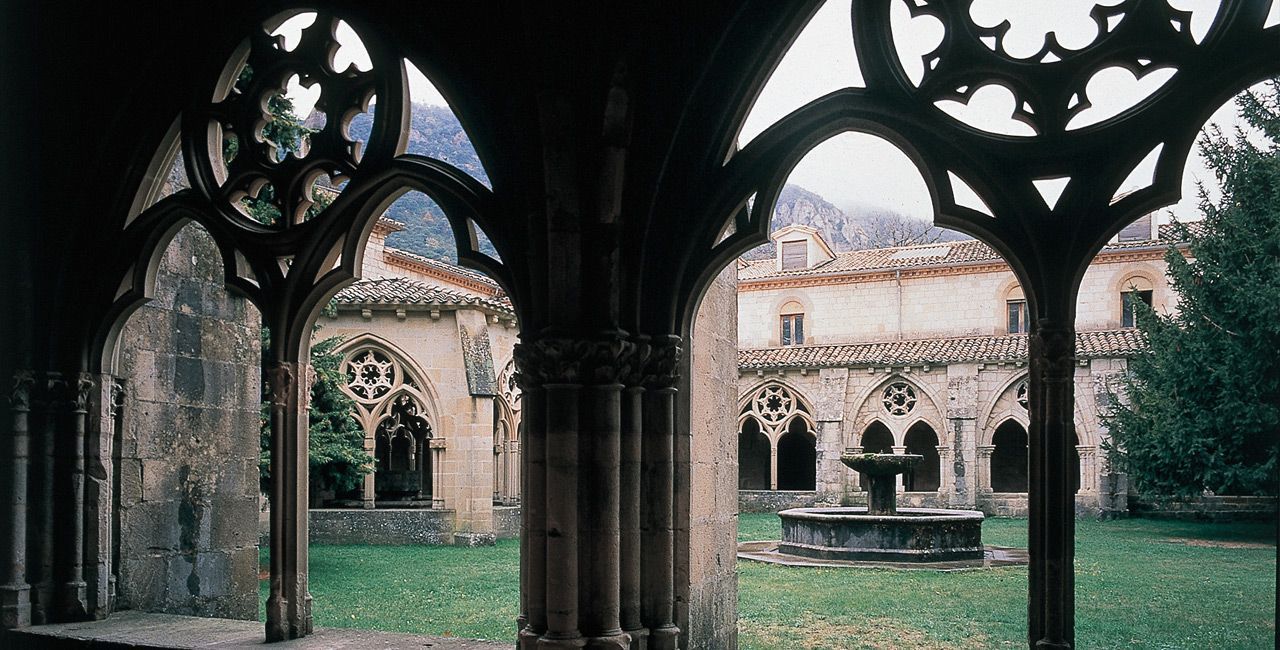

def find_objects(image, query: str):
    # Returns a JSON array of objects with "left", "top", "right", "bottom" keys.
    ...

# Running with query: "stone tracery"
[{"left": 881, "top": 381, "right": 918, "bottom": 416}]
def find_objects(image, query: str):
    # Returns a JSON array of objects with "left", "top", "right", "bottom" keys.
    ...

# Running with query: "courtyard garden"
[{"left": 264, "top": 514, "right": 1276, "bottom": 648}]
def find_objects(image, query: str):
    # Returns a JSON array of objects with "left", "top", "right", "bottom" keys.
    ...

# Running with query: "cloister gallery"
[{"left": 1, "top": 2, "right": 1276, "bottom": 649}]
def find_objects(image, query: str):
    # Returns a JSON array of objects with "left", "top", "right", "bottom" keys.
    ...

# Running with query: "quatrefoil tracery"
[{"left": 188, "top": 11, "right": 401, "bottom": 230}]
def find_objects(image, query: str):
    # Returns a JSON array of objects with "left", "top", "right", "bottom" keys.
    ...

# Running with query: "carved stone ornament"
[
  {"left": 641, "top": 336, "right": 682, "bottom": 389},
  {"left": 881, "top": 382, "right": 918, "bottom": 417},
  {"left": 1031, "top": 326, "right": 1076, "bottom": 381},
  {"left": 266, "top": 362, "right": 296, "bottom": 407},
  {"left": 9, "top": 369, "right": 35, "bottom": 412},
  {"left": 109, "top": 378, "right": 127, "bottom": 418}
]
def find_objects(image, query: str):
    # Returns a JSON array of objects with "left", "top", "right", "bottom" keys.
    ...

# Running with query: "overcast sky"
[{"left": 275, "top": 2, "right": 1271, "bottom": 225}]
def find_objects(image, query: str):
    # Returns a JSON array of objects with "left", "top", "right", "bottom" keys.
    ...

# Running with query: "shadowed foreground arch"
[{"left": 7, "top": 2, "right": 1278, "bottom": 648}]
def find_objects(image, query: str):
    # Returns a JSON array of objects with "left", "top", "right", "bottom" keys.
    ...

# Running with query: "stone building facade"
[
  {"left": 317, "top": 219, "right": 522, "bottom": 544},
  {"left": 736, "top": 220, "right": 1179, "bottom": 516}
]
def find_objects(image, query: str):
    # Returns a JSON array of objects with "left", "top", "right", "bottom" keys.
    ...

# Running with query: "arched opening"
[
  {"left": 776, "top": 418, "right": 816, "bottom": 490},
  {"left": 903, "top": 422, "right": 940, "bottom": 492},
  {"left": 992, "top": 420, "right": 1028, "bottom": 492},
  {"left": 859, "top": 421, "right": 894, "bottom": 489},
  {"left": 737, "top": 417, "right": 771, "bottom": 490}
]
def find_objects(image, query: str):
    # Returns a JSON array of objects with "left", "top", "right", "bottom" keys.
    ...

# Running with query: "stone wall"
[
  {"left": 115, "top": 224, "right": 260, "bottom": 620},
  {"left": 738, "top": 252, "right": 1173, "bottom": 348},
  {"left": 679, "top": 264, "right": 738, "bottom": 650},
  {"left": 1128, "top": 495, "right": 1278, "bottom": 521},
  {"left": 310, "top": 509, "right": 457, "bottom": 545},
  {"left": 738, "top": 490, "right": 817, "bottom": 514}
]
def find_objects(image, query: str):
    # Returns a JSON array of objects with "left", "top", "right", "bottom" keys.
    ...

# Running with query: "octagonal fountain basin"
[{"left": 778, "top": 507, "right": 985, "bottom": 563}]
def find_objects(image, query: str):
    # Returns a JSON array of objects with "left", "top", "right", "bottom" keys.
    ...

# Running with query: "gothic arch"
[
  {"left": 851, "top": 374, "right": 945, "bottom": 444},
  {"left": 978, "top": 371, "right": 1032, "bottom": 439},
  {"left": 736, "top": 380, "right": 817, "bottom": 443},
  {"left": 335, "top": 333, "right": 439, "bottom": 436}
]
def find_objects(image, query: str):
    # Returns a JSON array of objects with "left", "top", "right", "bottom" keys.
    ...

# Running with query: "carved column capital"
[
  {"left": 514, "top": 336, "right": 646, "bottom": 387},
  {"left": 9, "top": 370, "right": 35, "bottom": 412},
  {"left": 1030, "top": 324, "right": 1076, "bottom": 382},
  {"left": 976, "top": 445, "right": 996, "bottom": 459},
  {"left": 266, "top": 363, "right": 296, "bottom": 407},
  {"left": 640, "top": 336, "right": 681, "bottom": 390},
  {"left": 42, "top": 372, "right": 94, "bottom": 413},
  {"left": 108, "top": 378, "right": 127, "bottom": 418}
]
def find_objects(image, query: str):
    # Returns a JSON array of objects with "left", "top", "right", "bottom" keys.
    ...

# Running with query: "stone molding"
[
  {"left": 8, "top": 370, "right": 34, "bottom": 412},
  {"left": 513, "top": 336, "right": 657, "bottom": 388}
]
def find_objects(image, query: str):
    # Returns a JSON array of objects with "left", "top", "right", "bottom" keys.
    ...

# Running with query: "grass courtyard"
[{"left": 264, "top": 515, "right": 1276, "bottom": 648}]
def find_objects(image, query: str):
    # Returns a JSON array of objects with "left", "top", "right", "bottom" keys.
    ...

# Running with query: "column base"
[
  {"left": 519, "top": 627, "right": 543, "bottom": 650},
  {"left": 1035, "top": 640, "right": 1072, "bottom": 649},
  {"left": 0, "top": 583, "right": 31, "bottom": 628},
  {"left": 584, "top": 632, "right": 631, "bottom": 650},
  {"left": 647, "top": 625, "right": 679, "bottom": 650},
  {"left": 30, "top": 582, "right": 52, "bottom": 625},
  {"left": 537, "top": 634, "right": 587, "bottom": 649},
  {"left": 624, "top": 626, "right": 648, "bottom": 650},
  {"left": 59, "top": 580, "right": 87, "bottom": 620},
  {"left": 265, "top": 594, "right": 287, "bottom": 642}
]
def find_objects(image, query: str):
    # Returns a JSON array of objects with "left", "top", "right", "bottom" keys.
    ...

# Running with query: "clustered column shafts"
[
  {"left": 31, "top": 374, "right": 58, "bottom": 625},
  {"left": 639, "top": 336, "right": 680, "bottom": 650},
  {"left": 1028, "top": 323, "right": 1077, "bottom": 650},
  {"left": 0, "top": 370, "right": 34, "bottom": 628},
  {"left": 54, "top": 373, "right": 92, "bottom": 619},
  {"left": 264, "top": 360, "right": 313, "bottom": 642},
  {"left": 515, "top": 336, "right": 678, "bottom": 650}
]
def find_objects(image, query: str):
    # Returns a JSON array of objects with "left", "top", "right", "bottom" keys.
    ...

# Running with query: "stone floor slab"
[{"left": 4, "top": 611, "right": 509, "bottom": 649}]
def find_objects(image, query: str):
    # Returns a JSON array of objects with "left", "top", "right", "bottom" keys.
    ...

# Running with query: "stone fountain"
[{"left": 776, "top": 453, "right": 985, "bottom": 563}]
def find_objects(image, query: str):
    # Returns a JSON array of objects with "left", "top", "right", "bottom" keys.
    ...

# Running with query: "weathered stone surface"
[
  {"left": 1128, "top": 494, "right": 1278, "bottom": 521},
  {"left": 309, "top": 508, "right": 458, "bottom": 545},
  {"left": 778, "top": 507, "right": 985, "bottom": 563},
  {"left": 738, "top": 490, "right": 816, "bottom": 514},
  {"left": 492, "top": 505, "right": 521, "bottom": 539},
  {"left": 115, "top": 225, "right": 260, "bottom": 621}
]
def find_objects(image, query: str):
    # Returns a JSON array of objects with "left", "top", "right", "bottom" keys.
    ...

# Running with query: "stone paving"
[{"left": 6, "top": 611, "right": 509, "bottom": 649}]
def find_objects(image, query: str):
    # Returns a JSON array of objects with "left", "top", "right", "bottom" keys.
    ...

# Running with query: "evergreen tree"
[
  {"left": 260, "top": 329, "right": 372, "bottom": 497},
  {"left": 1103, "top": 80, "right": 1280, "bottom": 498}
]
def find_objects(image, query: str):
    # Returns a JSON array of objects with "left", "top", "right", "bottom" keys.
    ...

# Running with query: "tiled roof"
[
  {"left": 385, "top": 247, "right": 502, "bottom": 292},
  {"left": 738, "top": 329, "right": 1146, "bottom": 369},
  {"left": 334, "top": 277, "right": 514, "bottom": 316},
  {"left": 740, "top": 227, "right": 1189, "bottom": 281}
]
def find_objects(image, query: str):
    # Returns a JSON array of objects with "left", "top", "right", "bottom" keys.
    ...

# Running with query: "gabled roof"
[
  {"left": 334, "top": 277, "right": 515, "bottom": 317},
  {"left": 384, "top": 247, "right": 503, "bottom": 294},
  {"left": 737, "top": 329, "right": 1146, "bottom": 370},
  {"left": 739, "top": 225, "right": 1189, "bottom": 281}
]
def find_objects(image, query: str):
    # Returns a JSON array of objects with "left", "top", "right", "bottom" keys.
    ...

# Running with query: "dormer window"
[{"left": 780, "top": 240, "right": 807, "bottom": 270}]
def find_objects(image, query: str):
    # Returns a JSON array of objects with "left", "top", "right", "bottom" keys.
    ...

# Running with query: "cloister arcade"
[{"left": 5, "top": 2, "right": 1277, "bottom": 648}]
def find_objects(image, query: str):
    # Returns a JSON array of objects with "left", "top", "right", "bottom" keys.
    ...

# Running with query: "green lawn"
[{"left": 265, "top": 516, "right": 1276, "bottom": 648}]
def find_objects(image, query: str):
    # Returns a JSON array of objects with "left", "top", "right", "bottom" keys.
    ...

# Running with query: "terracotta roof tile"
[
  {"left": 385, "top": 247, "right": 501, "bottom": 291},
  {"left": 737, "top": 329, "right": 1146, "bottom": 369},
  {"left": 739, "top": 227, "right": 1187, "bottom": 281},
  {"left": 334, "top": 277, "right": 514, "bottom": 316}
]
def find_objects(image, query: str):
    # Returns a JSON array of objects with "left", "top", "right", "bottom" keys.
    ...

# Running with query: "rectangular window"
[
  {"left": 1121, "top": 290, "right": 1153, "bottom": 328},
  {"left": 1007, "top": 300, "right": 1028, "bottom": 334},
  {"left": 781, "top": 313, "right": 804, "bottom": 346},
  {"left": 781, "top": 240, "right": 807, "bottom": 270}
]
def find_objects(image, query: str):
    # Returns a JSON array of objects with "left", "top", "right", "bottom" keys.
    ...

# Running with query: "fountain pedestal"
[{"left": 776, "top": 453, "right": 985, "bottom": 563}]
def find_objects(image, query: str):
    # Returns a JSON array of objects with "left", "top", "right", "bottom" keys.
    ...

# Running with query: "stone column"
[
  {"left": 429, "top": 440, "right": 446, "bottom": 509},
  {"left": 640, "top": 336, "right": 680, "bottom": 650},
  {"left": 976, "top": 446, "right": 995, "bottom": 495},
  {"left": 619, "top": 349, "right": 647, "bottom": 649},
  {"left": 936, "top": 445, "right": 951, "bottom": 500},
  {"left": 52, "top": 373, "right": 92, "bottom": 620},
  {"left": 1, "top": 370, "right": 33, "bottom": 628},
  {"left": 264, "top": 360, "right": 312, "bottom": 642},
  {"left": 891, "top": 446, "right": 908, "bottom": 493},
  {"left": 29, "top": 373, "right": 58, "bottom": 624},
  {"left": 1077, "top": 446, "right": 1097, "bottom": 495},
  {"left": 768, "top": 443, "right": 778, "bottom": 491},
  {"left": 514, "top": 337, "right": 633, "bottom": 649},
  {"left": 362, "top": 436, "right": 376, "bottom": 509},
  {"left": 515, "top": 348, "right": 546, "bottom": 648},
  {"left": 84, "top": 374, "right": 119, "bottom": 619},
  {"left": 505, "top": 440, "right": 520, "bottom": 505},
  {"left": 1028, "top": 324, "right": 1076, "bottom": 649}
]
